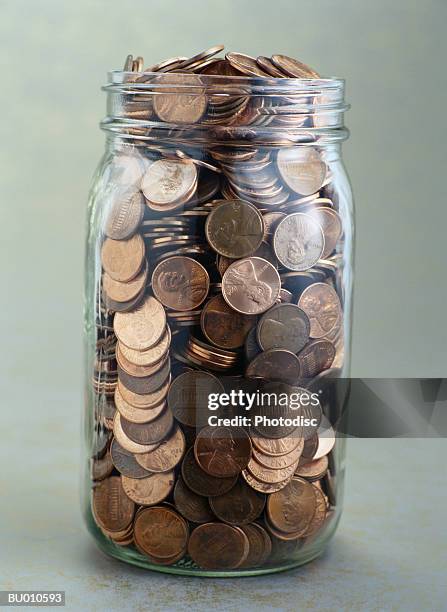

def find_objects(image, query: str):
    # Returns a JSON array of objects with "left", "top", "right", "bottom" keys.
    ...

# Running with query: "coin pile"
[{"left": 90, "top": 46, "right": 345, "bottom": 571}]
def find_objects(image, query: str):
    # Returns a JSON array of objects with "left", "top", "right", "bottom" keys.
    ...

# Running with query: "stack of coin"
[{"left": 90, "top": 45, "right": 346, "bottom": 571}]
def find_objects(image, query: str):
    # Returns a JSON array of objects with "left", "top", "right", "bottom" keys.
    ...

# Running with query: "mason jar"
[{"left": 82, "top": 59, "right": 353, "bottom": 576}]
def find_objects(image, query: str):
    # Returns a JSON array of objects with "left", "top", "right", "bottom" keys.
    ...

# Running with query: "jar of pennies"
[{"left": 83, "top": 46, "right": 353, "bottom": 576}]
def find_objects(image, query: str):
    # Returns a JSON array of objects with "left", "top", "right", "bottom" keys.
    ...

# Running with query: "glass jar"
[{"left": 82, "top": 67, "right": 353, "bottom": 576}]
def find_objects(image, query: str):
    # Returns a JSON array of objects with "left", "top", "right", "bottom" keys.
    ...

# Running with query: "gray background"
[{"left": 0, "top": 1, "right": 446, "bottom": 610}]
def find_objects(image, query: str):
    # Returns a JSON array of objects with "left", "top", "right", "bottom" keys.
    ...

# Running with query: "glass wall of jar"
[{"left": 82, "top": 65, "right": 352, "bottom": 576}]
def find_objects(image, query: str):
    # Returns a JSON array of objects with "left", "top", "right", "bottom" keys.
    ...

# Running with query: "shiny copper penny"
[
  {"left": 120, "top": 406, "right": 173, "bottom": 445},
  {"left": 103, "top": 261, "right": 148, "bottom": 304},
  {"left": 271, "top": 54, "right": 321, "bottom": 79},
  {"left": 110, "top": 438, "right": 152, "bottom": 479},
  {"left": 92, "top": 476, "right": 135, "bottom": 532},
  {"left": 117, "top": 377, "right": 170, "bottom": 409},
  {"left": 104, "top": 189, "right": 145, "bottom": 240},
  {"left": 194, "top": 426, "right": 252, "bottom": 477},
  {"left": 101, "top": 234, "right": 145, "bottom": 282},
  {"left": 298, "top": 339, "right": 336, "bottom": 378},
  {"left": 114, "top": 387, "right": 167, "bottom": 424},
  {"left": 267, "top": 476, "right": 317, "bottom": 534},
  {"left": 246, "top": 349, "right": 301, "bottom": 385},
  {"left": 247, "top": 457, "right": 298, "bottom": 484},
  {"left": 222, "top": 257, "right": 280, "bottom": 315},
  {"left": 135, "top": 424, "right": 185, "bottom": 473},
  {"left": 273, "top": 213, "right": 324, "bottom": 272},
  {"left": 173, "top": 476, "right": 215, "bottom": 524},
  {"left": 152, "top": 73, "right": 207, "bottom": 125},
  {"left": 201, "top": 294, "right": 255, "bottom": 349},
  {"left": 309, "top": 207, "right": 342, "bottom": 259},
  {"left": 209, "top": 478, "right": 266, "bottom": 525},
  {"left": 298, "top": 282, "right": 341, "bottom": 338},
  {"left": 226, "top": 52, "right": 270, "bottom": 77},
  {"left": 205, "top": 200, "right": 264, "bottom": 258},
  {"left": 181, "top": 448, "right": 237, "bottom": 497},
  {"left": 241, "top": 469, "right": 293, "bottom": 494},
  {"left": 188, "top": 523, "right": 249, "bottom": 570},
  {"left": 167, "top": 370, "right": 224, "bottom": 428},
  {"left": 295, "top": 455, "right": 329, "bottom": 481},
  {"left": 121, "top": 471, "right": 175, "bottom": 505},
  {"left": 134, "top": 506, "right": 189, "bottom": 559},
  {"left": 257, "top": 303, "right": 310, "bottom": 353},
  {"left": 118, "top": 326, "right": 170, "bottom": 367},
  {"left": 113, "top": 412, "right": 160, "bottom": 455},
  {"left": 114, "top": 296, "right": 166, "bottom": 351},
  {"left": 151, "top": 256, "right": 209, "bottom": 311}
]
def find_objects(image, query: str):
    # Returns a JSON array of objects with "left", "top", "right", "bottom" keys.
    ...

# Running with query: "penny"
[
  {"left": 181, "top": 448, "right": 237, "bottom": 497},
  {"left": 116, "top": 345, "right": 169, "bottom": 378},
  {"left": 201, "top": 294, "right": 255, "bottom": 349},
  {"left": 273, "top": 213, "right": 324, "bottom": 271},
  {"left": 241, "top": 468, "right": 293, "bottom": 494},
  {"left": 252, "top": 523, "right": 273, "bottom": 565},
  {"left": 167, "top": 370, "right": 224, "bottom": 428},
  {"left": 91, "top": 451, "right": 114, "bottom": 482},
  {"left": 238, "top": 524, "right": 267, "bottom": 568},
  {"left": 113, "top": 412, "right": 160, "bottom": 454},
  {"left": 247, "top": 457, "right": 298, "bottom": 484},
  {"left": 117, "top": 326, "right": 171, "bottom": 367},
  {"left": 252, "top": 440, "right": 303, "bottom": 470},
  {"left": 271, "top": 55, "right": 321, "bottom": 79},
  {"left": 110, "top": 439, "right": 152, "bottom": 479},
  {"left": 104, "top": 189, "right": 145, "bottom": 240},
  {"left": 92, "top": 476, "right": 135, "bottom": 532},
  {"left": 194, "top": 426, "right": 252, "bottom": 477},
  {"left": 152, "top": 73, "right": 207, "bottom": 124},
  {"left": 246, "top": 349, "right": 301, "bottom": 385},
  {"left": 175, "top": 45, "right": 225, "bottom": 71},
  {"left": 226, "top": 52, "right": 270, "bottom": 77},
  {"left": 267, "top": 476, "right": 317, "bottom": 534},
  {"left": 151, "top": 256, "right": 209, "bottom": 311},
  {"left": 117, "top": 358, "right": 171, "bottom": 395},
  {"left": 115, "top": 388, "right": 167, "bottom": 424},
  {"left": 205, "top": 200, "right": 264, "bottom": 259},
  {"left": 209, "top": 478, "right": 266, "bottom": 525},
  {"left": 257, "top": 304, "right": 310, "bottom": 353},
  {"left": 188, "top": 523, "right": 249, "bottom": 570},
  {"left": 103, "top": 285, "right": 146, "bottom": 313},
  {"left": 256, "top": 56, "right": 287, "bottom": 78},
  {"left": 314, "top": 416, "right": 336, "bottom": 459},
  {"left": 309, "top": 207, "right": 342, "bottom": 258},
  {"left": 134, "top": 506, "right": 189, "bottom": 559},
  {"left": 142, "top": 158, "right": 197, "bottom": 210},
  {"left": 250, "top": 430, "right": 302, "bottom": 457},
  {"left": 117, "top": 376, "right": 170, "bottom": 409},
  {"left": 222, "top": 257, "right": 280, "bottom": 315},
  {"left": 295, "top": 455, "right": 329, "bottom": 481},
  {"left": 120, "top": 406, "right": 173, "bottom": 445},
  {"left": 298, "top": 434, "right": 319, "bottom": 465},
  {"left": 302, "top": 484, "right": 327, "bottom": 537},
  {"left": 114, "top": 296, "right": 166, "bottom": 351},
  {"left": 103, "top": 262, "right": 148, "bottom": 304},
  {"left": 244, "top": 326, "right": 262, "bottom": 361},
  {"left": 121, "top": 471, "right": 175, "bottom": 505},
  {"left": 107, "top": 153, "right": 151, "bottom": 187},
  {"left": 298, "top": 282, "right": 341, "bottom": 338},
  {"left": 173, "top": 476, "right": 215, "bottom": 524},
  {"left": 101, "top": 234, "right": 145, "bottom": 282},
  {"left": 298, "top": 339, "right": 336, "bottom": 378},
  {"left": 262, "top": 212, "right": 286, "bottom": 240},
  {"left": 277, "top": 147, "right": 326, "bottom": 196},
  {"left": 135, "top": 424, "right": 185, "bottom": 472}
]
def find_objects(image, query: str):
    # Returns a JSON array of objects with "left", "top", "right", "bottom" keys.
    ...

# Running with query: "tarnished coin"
[
  {"left": 201, "top": 294, "right": 255, "bottom": 349},
  {"left": 226, "top": 52, "right": 271, "bottom": 77},
  {"left": 257, "top": 303, "right": 310, "bottom": 353},
  {"left": 121, "top": 471, "right": 175, "bottom": 505},
  {"left": 173, "top": 476, "right": 215, "bottom": 524},
  {"left": 262, "top": 212, "right": 286, "bottom": 241},
  {"left": 238, "top": 524, "right": 267, "bottom": 568},
  {"left": 135, "top": 424, "right": 185, "bottom": 473},
  {"left": 167, "top": 370, "right": 224, "bottom": 428},
  {"left": 114, "top": 296, "right": 166, "bottom": 350},
  {"left": 104, "top": 189, "right": 145, "bottom": 240},
  {"left": 277, "top": 147, "right": 326, "bottom": 196},
  {"left": 142, "top": 159, "right": 197, "bottom": 209},
  {"left": 298, "top": 283, "right": 341, "bottom": 338},
  {"left": 115, "top": 387, "right": 166, "bottom": 424},
  {"left": 298, "top": 339, "right": 336, "bottom": 378},
  {"left": 205, "top": 200, "right": 264, "bottom": 259},
  {"left": 92, "top": 476, "right": 135, "bottom": 532},
  {"left": 151, "top": 256, "right": 209, "bottom": 311},
  {"left": 267, "top": 476, "right": 317, "bottom": 534},
  {"left": 188, "top": 523, "right": 249, "bottom": 570},
  {"left": 245, "top": 327, "right": 262, "bottom": 361},
  {"left": 117, "top": 377, "right": 170, "bottom": 409},
  {"left": 91, "top": 452, "right": 114, "bottom": 482},
  {"left": 152, "top": 73, "right": 207, "bottom": 124},
  {"left": 113, "top": 412, "right": 160, "bottom": 454},
  {"left": 134, "top": 506, "right": 188, "bottom": 559},
  {"left": 209, "top": 478, "right": 266, "bottom": 525},
  {"left": 295, "top": 455, "right": 328, "bottom": 481},
  {"left": 103, "top": 262, "right": 148, "bottom": 304},
  {"left": 241, "top": 468, "right": 293, "bottom": 494},
  {"left": 110, "top": 439, "right": 152, "bottom": 479},
  {"left": 222, "top": 257, "right": 280, "bottom": 315},
  {"left": 181, "top": 448, "right": 237, "bottom": 497},
  {"left": 117, "top": 326, "right": 171, "bottom": 367},
  {"left": 298, "top": 434, "right": 319, "bottom": 466},
  {"left": 302, "top": 484, "right": 327, "bottom": 537},
  {"left": 271, "top": 55, "right": 321, "bottom": 79},
  {"left": 117, "top": 358, "right": 171, "bottom": 395},
  {"left": 246, "top": 349, "right": 301, "bottom": 385},
  {"left": 194, "top": 426, "right": 252, "bottom": 477},
  {"left": 273, "top": 213, "right": 324, "bottom": 271},
  {"left": 309, "top": 207, "right": 342, "bottom": 258},
  {"left": 101, "top": 234, "right": 145, "bottom": 282},
  {"left": 120, "top": 406, "right": 173, "bottom": 445}
]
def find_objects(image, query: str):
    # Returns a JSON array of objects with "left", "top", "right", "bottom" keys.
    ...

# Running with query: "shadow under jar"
[{"left": 82, "top": 65, "right": 353, "bottom": 577}]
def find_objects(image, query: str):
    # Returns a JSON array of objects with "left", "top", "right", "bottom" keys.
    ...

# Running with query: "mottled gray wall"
[{"left": 1, "top": 0, "right": 445, "bottom": 402}]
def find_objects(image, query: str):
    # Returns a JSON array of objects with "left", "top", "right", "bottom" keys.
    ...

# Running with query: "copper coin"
[
  {"left": 252, "top": 523, "right": 272, "bottom": 565},
  {"left": 194, "top": 426, "right": 252, "bottom": 477},
  {"left": 117, "top": 377, "right": 170, "bottom": 409},
  {"left": 173, "top": 476, "right": 215, "bottom": 524},
  {"left": 252, "top": 439, "right": 303, "bottom": 470},
  {"left": 200, "top": 58, "right": 243, "bottom": 76},
  {"left": 121, "top": 471, "right": 175, "bottom": 505},
  {"left": 245, "top": 326, "right": 262, "bottom": 361},
  {"left": 101, "top": 234, "right": 145, "bottom": 282},
  {"left": 256, "top": 56, "right": 286, "bottom": 78},
  {"left": 273, "top": 213, "right": 324, "bottom": 272},
  {"left": 298, "top": 283, "right": 341, "bottom": 339},
  {"left": 257, "top": 304, "right": 310, "bottom": 353},
  {"left": 134, "top": 506, "right": 189, "bottom": 559},
  {"left": 298, "top": 339, "right": 336, "bottom": 378},
  {"left": 91, "top": 451, "right": 114, "bottom": 482},
  {"left": 107, "top": 153, "right": 151, "bottom": 187},
  {"left": 209, "top": 478, "right": 266, "bottom": 525},
  {"left": 152, "top": 73, "right": 207, "bottom": 124},
  {"left": 262, "top": 212, "right": 286, "bottom": 240},
  {"left": 142, "top": 159, "right": 197, "bottom": 209},
  {"left": 267, "top": 476, "right": 317, "bottom": 534},
  {"left": 167, "top": 370, "right": 224, "bottom": 428},
  {"left": 250, "top": 430, "right": 302, "bottom": 457},
  {"left": 226, "top": 52, "right": 270, "bottom": 77},
  {"left": 295, "top": 455, "right": 328, "bottom": 481},
  {"left": 135, "top": 424, "right": 185, "bottom": 473},
  {"left": 302, "top": 484, "right": 328, "bottom": 537},
  {"left": 222, "top": 257, "right": 280, "bottom": 315},
  {"left": 247, "top": 457, "right": 298, "bottom": 484},
  {"left": 238, "top": 524, "right": 267, "bottom": 568},
  {"left": 298, "top": 434, "right": 319, "bottom": 465},
  {"left": 114, "top": 296, "right": 166, "bottom": 351},
  {"left": 246, "top": 349, "right": 301, "bottom": 385},
  {"left": 92, "top": 476, "right": 134, "bottom": 532},
  {"left": 271, "top": 55, "right": 320, "bottom": 79},
  {"left": 104, "top": 189, "right": 145, "bottom": 240},
  {"left": 115, "top": 388, "right": 167, "bottom": 424},
  {"left": 110, "top": 439, "right": 152, "bottom": 479},
  {"left": 188, "top": 523, "right": 249, "bottom": 570},
  {"left": 117, "top": 358, "right": 171, "bottom": 395},
  {"left": 205, "top": 200, "right": 264, "bottom": 258},
  {"left": 151, "top": 256, "right": 209, "bottom": 311},
  {"left": 116, "top": 345, "right": 169, "bottom": 378},
  {"left": 241, "top": 468, "right": 293, "bottom": 494},
  {"left": 117, "top": 326, "right": 170, "bottom": 367},
  {"left": 113, "top": 412, "right": 160, "bottom": 455},
  {"left": 277, "top": 147, "right": 326, "bottom": 196},
  {"left": 103, "top": 262, "right": 148, "bottom": 304},
  {"left": 181, "top": 448, "right": 237, "bottom": 497},
  {"left": 309, "top": 207, "right": 342, "bottom": 258},
  {"left": 120, "top": 406, "right": 173, "bottom": 445},
  {"left": 201, "top": 294, "right": 255, "bottom": 349},
  {"left": 314, "top": 416, "right": 336, "bottom": 459}
]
